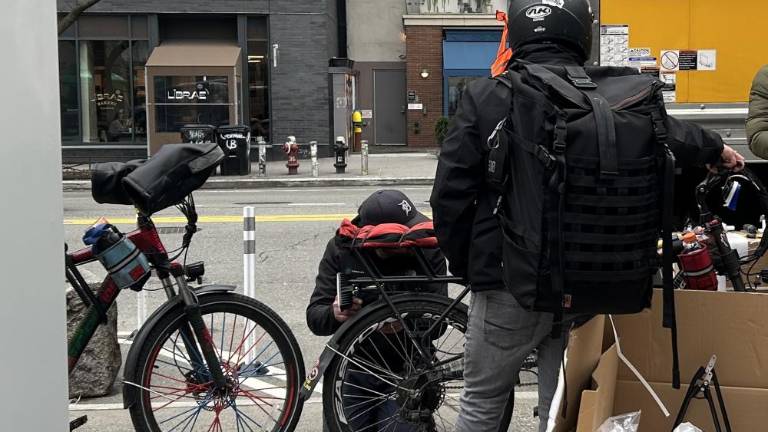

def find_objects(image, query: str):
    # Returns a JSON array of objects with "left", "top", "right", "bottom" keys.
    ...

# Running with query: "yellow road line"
[{"left": 64, "top": 212, "right": 434, "bottom": 226}]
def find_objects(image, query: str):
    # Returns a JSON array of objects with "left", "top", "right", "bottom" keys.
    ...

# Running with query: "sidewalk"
[{"left": 63, "top": 152, "right": 439, "bottom": 191}]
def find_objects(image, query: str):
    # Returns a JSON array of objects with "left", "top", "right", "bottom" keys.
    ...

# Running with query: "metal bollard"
[
  {"left": 257, "top": 136, "right": 267, "bottom": 176},
  {"left": 361, "top": 140, "right": 369, "bottom": 176},
  {"left": 243, "top": 207, "right": 257, "bottom": 364},
  {"left": 137, "top": 289, "right": 147, "bottom": 328},
  {"left": 310, "top": 140, "right": 319, "bottom": 178}
]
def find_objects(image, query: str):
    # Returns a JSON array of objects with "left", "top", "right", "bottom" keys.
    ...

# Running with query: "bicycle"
[
  {"left": 299, "top": 221, "right": 523, "bottom": 432},
  {"left": 66, "top": 143, "right": 304, "bottom": 432}
]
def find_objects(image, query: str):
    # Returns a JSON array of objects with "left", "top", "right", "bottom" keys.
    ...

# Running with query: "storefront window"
[
  {"left": 132, "top": 42, "right": 149, "bottom": 142},
  {"left": 57, "top": 15, "right": 149, "bottom": 146},
  {"left": 153, "top": 76, "right": 231, "bottom": 132},
  {"left": 59, "top": 40, "right": 79, "bottom": 141},
  {"left": 79, "top": 40, "right": 132, "bottom": 143},
  {"left": 247, "top": 17, "right": 270, "bottom": 141}
]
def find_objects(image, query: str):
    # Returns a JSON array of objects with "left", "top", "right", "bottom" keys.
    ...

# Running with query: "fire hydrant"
[
  {"left": 352, "top": 110, "right": 363, "bottom": 152},
  {"left": 283, "top": 136, "right": 300, "bottom": 175},
  {"left": 333, "top": 136, "right": 349, "bottom": 174}
]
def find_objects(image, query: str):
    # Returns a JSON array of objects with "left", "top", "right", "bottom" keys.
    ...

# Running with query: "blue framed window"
[{"left": 443, "top": 30, "right": 503, "bottom": 116}]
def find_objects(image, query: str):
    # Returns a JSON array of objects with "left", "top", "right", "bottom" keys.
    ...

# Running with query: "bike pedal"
[{"left": 69, "top": 415, "right": 88, "bottom": 431}]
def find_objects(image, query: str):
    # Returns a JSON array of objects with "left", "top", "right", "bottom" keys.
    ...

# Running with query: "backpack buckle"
[
  {"left": 568, "top": 76, "right": 597, "bottom": 89},
  {"left": 565, "top": 66, "right": 598, "bottom": 89}
]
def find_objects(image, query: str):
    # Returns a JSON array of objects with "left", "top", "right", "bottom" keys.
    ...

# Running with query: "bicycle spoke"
[
  {"left": 346, "top": 396, "right": 393, "bottom": 424},
  {"left": 347, "top": 353, "right": 403, "bottom": 381},
  {"left": 329, "top": 346, "right": 403, "bottom": 390},
  {"left": 354, "top": 412, "right": 400, "bottom": 432},
  {"left": 342, "top": 392, "right": 392, "bottom": 410}
]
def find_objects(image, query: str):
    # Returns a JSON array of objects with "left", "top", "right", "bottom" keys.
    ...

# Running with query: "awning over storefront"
[{"left": 146, "top": 41, "right": 241, "bottom": 67}]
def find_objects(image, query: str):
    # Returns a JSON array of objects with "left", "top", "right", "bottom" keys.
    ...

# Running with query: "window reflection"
[
  {"left": 132, "top": 42, "right": 148, "bottom": 142},
  {"left": 59, "top": 40, "right": 79, "bottom": 141},
  {"left": 447, "top": 76, "right": 483, "bottom": 117},
  {"left": 79, "top": 40, "right": 131, "bottom": 142}
]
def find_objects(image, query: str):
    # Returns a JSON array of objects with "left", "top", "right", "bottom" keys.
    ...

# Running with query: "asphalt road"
[{"left": 63, "top": 187, "right": 539, "bottom": 432}]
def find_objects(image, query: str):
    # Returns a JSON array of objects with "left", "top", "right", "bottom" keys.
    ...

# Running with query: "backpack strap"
[
  {"left": 518, "top": 63, "right": 590, "bottom": 109},
  {"left": 652, "top": 104, "right": 681, "bottom": 389},
  {"left": 564, "top": 66, "right": 620, "bottom": 177}
]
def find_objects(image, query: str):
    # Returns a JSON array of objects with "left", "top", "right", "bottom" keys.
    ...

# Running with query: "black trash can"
[
  {"left": 216, "top": 125, "right": 251, "bottom": 176},
  {"left": 180, "top": 124, "right": 217, "bottom": 144}
]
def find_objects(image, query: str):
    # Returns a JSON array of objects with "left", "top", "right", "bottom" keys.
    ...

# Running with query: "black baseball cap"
[{"left": 353, "top": 190, "right": 429, "bottom": 227}]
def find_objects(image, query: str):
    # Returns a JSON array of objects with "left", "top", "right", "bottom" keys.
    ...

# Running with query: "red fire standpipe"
[{"left": 283, "top": 136, "right": 300, "bottom": 175}]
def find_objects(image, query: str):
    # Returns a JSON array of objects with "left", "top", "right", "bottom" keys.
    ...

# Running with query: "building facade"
[
  {"left": 57, "top": 0, "right": 341, "bottom": 161},
  {"left": 346, "top": 0, "right": 508, "bottom": 148}
]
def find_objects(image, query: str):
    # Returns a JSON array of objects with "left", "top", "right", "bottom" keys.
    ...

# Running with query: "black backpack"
[{"left": 489, "top": 61, "right": 680, "bottom": 387}]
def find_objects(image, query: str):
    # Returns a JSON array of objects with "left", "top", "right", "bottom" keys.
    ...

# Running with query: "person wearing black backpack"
[{"left": 430, "top": 1, "right": 745, "bottom": 431}]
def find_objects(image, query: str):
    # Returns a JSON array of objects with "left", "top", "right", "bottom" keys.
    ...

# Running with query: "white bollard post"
[
  {"left": 243, "top": 207, "right": 257, "bottom": 364},
  {"left": 137, "top": 289, "right": 147, "bottom": 329},
  {"left": 361, "top": 140, "right": 369, "bottom": 176},
  {"left": 310, "top": 140, "right": 319, "bottom": 177}
]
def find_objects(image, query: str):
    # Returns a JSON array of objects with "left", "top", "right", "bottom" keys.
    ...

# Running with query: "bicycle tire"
[
  {"left": 322, "top": 296, "right": 469, "bottom": 432},
  {"left": 128, "top": 293, "right": 304, "bottom": 432}
]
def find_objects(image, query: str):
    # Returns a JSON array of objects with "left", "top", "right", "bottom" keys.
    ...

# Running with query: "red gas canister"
[{"left": 678, "top": 232, "right": 718, "bottom": 291}]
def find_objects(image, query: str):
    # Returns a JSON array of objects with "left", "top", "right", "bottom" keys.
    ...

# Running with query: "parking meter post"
[
  {"left": 310, "top": 141, "right": 319, "bottom": 178},
  {"left": 333, "top": 136, "right": 349, "bottom": 174},
  {"left": 361, "top": 140, "right": 369, "bottom": 176},
  {"left": 257, "top": 136, "right": 267, "bottom": 177},
  {"left": 352, "top": 110, "right": 363, "bottom": 153}
]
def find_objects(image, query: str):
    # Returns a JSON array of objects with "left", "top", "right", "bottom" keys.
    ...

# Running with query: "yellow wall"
[{"left": 602, "top": 0, "right": 767, "bottom": 103}]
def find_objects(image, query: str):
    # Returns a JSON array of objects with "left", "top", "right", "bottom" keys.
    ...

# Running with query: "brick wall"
[
  {"left": 270, "top": 13, "right": 336, "bottom": 145},
  {"left": 405, "top": 26, "right": 443, "bottom": 148}
]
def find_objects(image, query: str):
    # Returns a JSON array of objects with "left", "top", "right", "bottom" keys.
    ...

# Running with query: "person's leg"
[{"left": 455, "top": 290, "right": 542, "bottom": 432}]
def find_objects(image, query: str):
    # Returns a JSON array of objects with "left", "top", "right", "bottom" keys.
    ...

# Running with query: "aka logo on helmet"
[{"left": 526, "top": 6, "right": 552, "bottom": 21}]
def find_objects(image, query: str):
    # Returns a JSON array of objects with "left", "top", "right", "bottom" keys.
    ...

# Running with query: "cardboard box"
[
  {"left": 552, "top": 316, "right": 621, "bottom": 432},
  {"left": 557, "top": 288, "right": 768, "bottom": 431},
  {"left": 575, "top": 344, "right": 618, "bottom": 432},
  {"left": 614, "top": 380, "right": 768, "bottom": 432},
  {"left": 612, "top": 289, "right": 768, "bottom": 389}
]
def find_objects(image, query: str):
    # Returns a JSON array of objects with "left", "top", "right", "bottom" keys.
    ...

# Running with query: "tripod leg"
[
  {"left": 704, "top": 387, "right": 723, "bottom": 432},
  {"left": 712, "top": 371, "right": 732, "bottom": 432},
  {"left": 674, "top": 367, "right": 705, "bottom": 427}
]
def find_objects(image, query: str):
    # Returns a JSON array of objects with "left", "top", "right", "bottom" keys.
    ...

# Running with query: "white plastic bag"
[
  {"left": 673, "top": 423, "right": 703, "bottom": 432},
  {"left": 596, "top": 411, "right": 641, "bottom": 432}
]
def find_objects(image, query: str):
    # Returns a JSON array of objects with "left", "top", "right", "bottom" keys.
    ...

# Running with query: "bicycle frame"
[{"left": 65, "top": 214, "right": 228, "bottom": 388}]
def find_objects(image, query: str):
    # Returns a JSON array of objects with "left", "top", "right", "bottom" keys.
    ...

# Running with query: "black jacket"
[
  {"left": 430, "top": 45, "right": 726, "bottom": 292},
  {"left": 306, "top": 238, "right": 448, "bottom": 336}
]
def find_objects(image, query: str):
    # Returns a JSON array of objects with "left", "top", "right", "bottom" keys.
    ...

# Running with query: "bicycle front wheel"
[
  {"left": 323, "top": 296, "right": 468, "bottom": 432},
  {"left": 128, "top": 293, "right": 304, "bottom": 432}
]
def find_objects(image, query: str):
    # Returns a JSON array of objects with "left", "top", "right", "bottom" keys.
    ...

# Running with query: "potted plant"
[{"left": 434, "top": 116, "right": 449, "bottom": 148}]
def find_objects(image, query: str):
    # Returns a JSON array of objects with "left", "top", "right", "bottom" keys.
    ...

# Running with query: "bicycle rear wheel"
[
  {"left": 322, "top": 296, "right": 468, "bottom": 432},
  {"left": 128, "top": 293, "right": 304, "bottom": 432}
]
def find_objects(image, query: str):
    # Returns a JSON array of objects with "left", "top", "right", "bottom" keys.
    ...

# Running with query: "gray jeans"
[{"left": 456, "top": 290, "right": 587, "bottom": 432}]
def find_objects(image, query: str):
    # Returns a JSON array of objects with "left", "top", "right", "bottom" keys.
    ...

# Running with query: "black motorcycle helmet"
[{"left": 507, "top": 0, "right": 594, "bottom": 62}]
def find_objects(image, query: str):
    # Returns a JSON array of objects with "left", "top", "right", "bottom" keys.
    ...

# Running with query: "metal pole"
[
  {"left": 257, "top": 136, "right": 267, "bottom": 176},
  {"left": 243, "top": 206, "right": 256, "bottom": 364},
  {"left": 310, "top": 140, "right": 319, "bottom": 177},
  {"left": 361, "top": 140, "right": 369, "bottom": 176}
]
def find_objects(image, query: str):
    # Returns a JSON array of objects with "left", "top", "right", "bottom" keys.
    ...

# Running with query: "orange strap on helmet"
[{"left": 491, "top": 10, "right": 513, "bottom": 77}]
